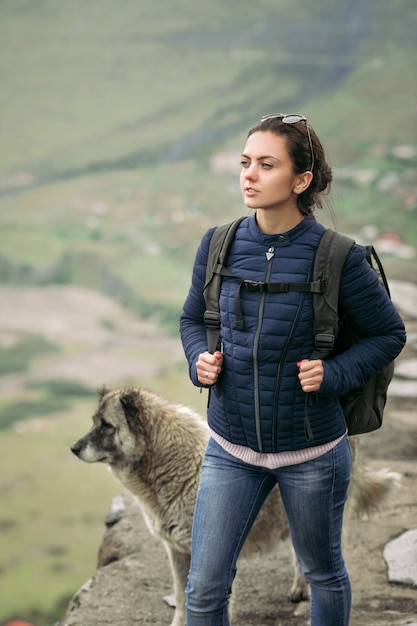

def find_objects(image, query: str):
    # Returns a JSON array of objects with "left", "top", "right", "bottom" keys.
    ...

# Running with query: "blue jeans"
[{"left": 186, "top": 437, "right": 352, "bottom": 626}]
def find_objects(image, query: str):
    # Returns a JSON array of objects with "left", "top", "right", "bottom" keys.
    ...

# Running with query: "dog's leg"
[
  {"left": 287, "top": 544, "right": 309, "bottom": 602},
  {"left": 163, "top": 542, "right": 190, "bottom": 626}
]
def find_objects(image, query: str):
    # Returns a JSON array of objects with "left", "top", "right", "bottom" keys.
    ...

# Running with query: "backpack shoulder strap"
[
  {"left": 366, "top": 245, "right": 390, "bottom": 297},
  {"left": 311, "top": 229, "right": 355, "bottom": 359},
  {"left": 204, "top": 217, "right": 247, "bottom": 353}
]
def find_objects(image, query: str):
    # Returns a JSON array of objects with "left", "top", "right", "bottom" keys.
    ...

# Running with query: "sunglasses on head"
[{"left": 260, "top": 113, "right": 315, "bottom": 172}]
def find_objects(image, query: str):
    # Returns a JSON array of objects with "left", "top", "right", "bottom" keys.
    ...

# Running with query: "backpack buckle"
[
  {"left": 315, "top": 333, "right": 335, "bottom": 351},
  {"left": 243, "top": 280, "right": 266, "bottom": 292},
  {"left": 204, "top": 310, "right": 220, "bottom": 330}
]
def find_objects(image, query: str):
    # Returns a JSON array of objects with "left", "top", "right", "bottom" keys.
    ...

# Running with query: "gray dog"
[{"left": 71, "top": 387, "right": 399, "bottom": 626}]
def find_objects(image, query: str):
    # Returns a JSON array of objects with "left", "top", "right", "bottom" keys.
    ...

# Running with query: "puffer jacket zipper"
[
  {"left": 271, "top": 292, "right": 306, "bottom": 450},
  {"left": 253, "top": 246, "right": 275, "bottom": 452}
]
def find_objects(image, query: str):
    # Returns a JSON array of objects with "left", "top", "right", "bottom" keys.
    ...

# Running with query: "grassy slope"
[
  {"left": 0, "top": 402, "right": 121, "bottom": 618},
  {"left": 0, "top": 0, "right": 416, "bottom": 622}
]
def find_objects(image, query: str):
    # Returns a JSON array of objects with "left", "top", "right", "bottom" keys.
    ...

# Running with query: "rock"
[
  {"left": 58, "top": 476, "right": 417, "bottom": 626},
  {"left": 58, "top": 492, "right": 174, "bottom": 626},
  {"left": 383, "top": 528, "right": 417, "bottom": 586}
]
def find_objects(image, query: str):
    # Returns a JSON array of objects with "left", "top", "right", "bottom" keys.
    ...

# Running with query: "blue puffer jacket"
[{"left": 180, "top": 213, "right": 406, "bottom": 453}]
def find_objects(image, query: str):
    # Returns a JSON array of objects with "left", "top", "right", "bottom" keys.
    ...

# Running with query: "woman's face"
[{"left": 240, "top": 131, "right": 306, "bottom": 214}]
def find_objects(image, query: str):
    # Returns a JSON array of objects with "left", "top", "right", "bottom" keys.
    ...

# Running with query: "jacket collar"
[{"left": 248, "top": 212, "right": 318, "bottom": 245}]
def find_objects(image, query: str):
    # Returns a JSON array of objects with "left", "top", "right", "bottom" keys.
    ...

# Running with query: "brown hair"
[{"left": 248, "top": 117, "right": 332, "bottom": 215}]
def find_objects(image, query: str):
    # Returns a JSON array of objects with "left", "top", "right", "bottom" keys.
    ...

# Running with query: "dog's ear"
[
  {"left": 120, "top": 391, "right": 141, "bottom": 433},
  {"left": 98, "top": 385, "right": 111, "bottom": 400}
]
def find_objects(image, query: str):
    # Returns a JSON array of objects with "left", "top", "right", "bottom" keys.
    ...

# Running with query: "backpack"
[{"left": 203, "top": 218, "right": 395, "bottom": 437}]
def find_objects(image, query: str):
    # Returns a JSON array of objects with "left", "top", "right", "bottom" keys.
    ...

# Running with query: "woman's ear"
[{"left": 293, "top": 171, "right": 313, "bottom": 195}]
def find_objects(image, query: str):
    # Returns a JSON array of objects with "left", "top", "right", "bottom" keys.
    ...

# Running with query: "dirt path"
[{"left": 0, "top": 285, "right": 184, "bottom": 392}]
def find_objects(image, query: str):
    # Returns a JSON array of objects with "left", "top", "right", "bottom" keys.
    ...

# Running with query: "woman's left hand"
[{"left": 297, "top": 359, "right": 324, "bottom": 392}]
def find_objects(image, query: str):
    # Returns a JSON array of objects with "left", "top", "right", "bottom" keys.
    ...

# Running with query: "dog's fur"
[{"left": 71, "top": 387, "right": 399, "bottom": 626}]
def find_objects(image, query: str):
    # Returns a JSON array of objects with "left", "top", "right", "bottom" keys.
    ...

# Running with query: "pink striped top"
[{"left": 209, "top": 428, "right": 346, "bottom": 470}]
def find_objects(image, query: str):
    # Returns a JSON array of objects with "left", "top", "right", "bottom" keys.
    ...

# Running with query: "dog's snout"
[{"left": 70, "top": 441, "right": 82, "bottom": 457}]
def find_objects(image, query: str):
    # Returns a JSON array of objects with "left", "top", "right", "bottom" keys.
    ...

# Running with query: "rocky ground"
[{"left": 58, "top": 449, "right": 417, "bottom": 626}]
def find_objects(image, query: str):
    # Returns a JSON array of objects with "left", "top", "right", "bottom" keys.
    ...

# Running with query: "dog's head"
[{"left": 70, "top": 386, "right": 149, "bottom": 467}]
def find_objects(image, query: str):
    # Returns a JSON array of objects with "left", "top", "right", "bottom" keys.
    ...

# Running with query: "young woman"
[{"left": 180, "top": 114, "right": 406, "bottom": 626}]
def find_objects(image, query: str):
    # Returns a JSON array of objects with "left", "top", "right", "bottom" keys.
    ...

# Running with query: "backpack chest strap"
[
  {"left": 241, "top": 278, "right": 324, "bottom": 294},
  {"left": 234, "top": 277, "right": 325, "bottom": 330}
]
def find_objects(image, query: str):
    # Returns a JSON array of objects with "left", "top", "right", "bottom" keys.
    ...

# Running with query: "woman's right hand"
[{"left": 196, "top": 351, "right": 223, "bottom": 385}]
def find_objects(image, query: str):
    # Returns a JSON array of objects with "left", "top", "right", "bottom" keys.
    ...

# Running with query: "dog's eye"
[{"left": 101, "top": 422, "right": 115, "bottom": 433}]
